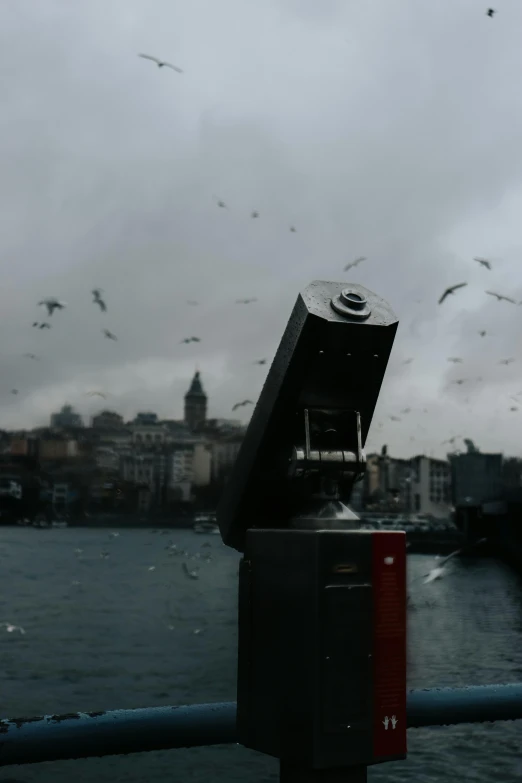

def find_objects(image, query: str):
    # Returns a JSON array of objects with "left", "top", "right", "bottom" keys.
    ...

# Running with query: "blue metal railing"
[{"left": 1, "top": 683, "right": 522, "bottom": 767}]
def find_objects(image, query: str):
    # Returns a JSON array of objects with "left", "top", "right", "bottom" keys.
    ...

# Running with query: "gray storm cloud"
[{"left": 1, "top": 0, "right": 522, "bottom": 459}]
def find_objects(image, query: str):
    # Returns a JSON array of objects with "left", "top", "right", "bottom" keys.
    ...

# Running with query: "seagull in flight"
[
  {"left": 486, "top": 8, "right": 495, "bottom": 17},
  {"left": 232, "top": 399, "right": 254, "bottom": 412},
  {"left": 92, "top": 289, "right": 107, "bottom": 312},
  {"left": 102, "top": 329, "right": 117, "bottom": 341},
  {"left": 479, "top": 330, "right": 487, "bottom": 337},
  {"left": 11, "top": 389, "right": 18, "bottom": 395},
  {"left": 39, "top": 298, "right": 66, "bottom": 316},
  {"left": 251, "top": 211, "right": 259, "bottom": 218},
  {"left": 486, "top": 291, "right": 516, "bottom": 304},
  {"left": 180, "top": 336, "right": 200, "bottom": 344},
  {"left": 236, "top": 298, "right": 257, "bottom": 304},
  {"left": 423, "top": 538, "right": 487, "bottom": 584},
  {"left": 138, "top": 54, "right": 183, "bottom": 73},
  {"left": 254, "top": 359, "right": 267, "bottom": 365},
  {"left": 289, "top": 225, "right": 297, "bottom": 233},
  {"left": 499, "top": 358, "right": 515, "bottom": 365},
  {"left": 87, "top": 390, "right": 107, "bottom": 398},
  {"left": 438, "top": 283, "right": 467, "bottom": 304},
  {"left": 33, "top": 321, "right": 51, "bottom": 329},
  {"left": 390, "top": 415, "right": 401, "bottom": 422},
  {"left": 473, "top": 257, "right": 491, "bottom": 270},
  {"left": 442, "top": 435, "right": 461, "bottom": 446},
  {"left": 23, "top": 353, "right": 39, "bottom": 360},
  {"left": 452, "top": 379, "right": 467, "bottom": 385},
  {"left": 447, "top": 357, "right": 463, "bottom": 363},
  {"left": 343, "top": 256, "right": 366, "bottom": 272}
]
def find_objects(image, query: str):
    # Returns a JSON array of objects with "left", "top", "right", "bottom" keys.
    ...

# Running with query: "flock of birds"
[
  {"left": 2, "top": 530, "right": 220, "bottom": 639},
  {"left": 358, "top": 250, "right": 522, "bottom": 444},
  {"left": 19, "top": 285, "right": 267, "bottom": 412}
]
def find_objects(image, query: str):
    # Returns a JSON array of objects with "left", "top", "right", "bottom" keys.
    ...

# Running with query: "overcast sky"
[{"left": 1, "top": 0, "right": 522, "bottom": 459}]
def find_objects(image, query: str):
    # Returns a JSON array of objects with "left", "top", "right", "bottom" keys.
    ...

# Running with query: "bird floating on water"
[
  {"left": 343, "top": 257, "right": 366, "bottom": 272},
  {"left": 486, "top": 291, "right": 516, "bottom": 304},
  {"left": 138, "top": 54, "right": 183, "bottom": 73},
  {"left": 438, "top": 283, "right": 467, "bottom": 304},
  {"left": 92, "top": 289, "right": 107, "bottom": 312},
  {"left": 232, "top": 399, "right": 254, "bottom": 412},
  {"left": 39, "top": 298, "right": 66, "bottom": 316},
  {"left": 102, "top": 329, "right": 117, "bottom": 341},
  {"left": 182, "top": 562, "right": 199, "bottom": 580}
]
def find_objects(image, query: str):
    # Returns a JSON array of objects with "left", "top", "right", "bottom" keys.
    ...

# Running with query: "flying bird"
[
  {"left": 92, "top": 289, "right": 107, "bottom": 312},
  {"left": 251, "top": 211, "right": 259, "bottom": 218},
  {"left": 486, "top": 8, "right": 495, "bottom": 17},
  {"left": 452, "top": 379, "right": 467, "bottom": 385},
  {"left": 186, "top": 300, "right": 199, "bottom": 306},
  {"left": 232, "top": 399, "right": 254, "bottom": 412},
  {"left": 39, "top": 298, "right": 66, "bottom": 316},
  {"left": 11, "top": 389, "right": 18, "bottom": 395},
  {"left": 213, "top": 196, "right": 227, "bottom": 208},
  {"left": 236, "top": 298, "right": 257, "bottom": 304},
  {"left": 102, "top": 329, "right": 117, "bottom": 341},
  {"left": 442, "top": 436, "right": 461, "bottom": 446},
  {"left": 23, "top": 353, "right": 38, "bottom": 360},
  {"left": 289, "top": 226, "right": 296, "bottom": 233},
  {"left": 32, "top": 321, "right": 51, "bottom": 329},
  {"left": 254, "top": 359, "right": 267, "bottom": 365},
  {"left": 390, "top": 416, "right": 401, "bottom": 422},
  {"left": 447, "top": 357, "right": 463, "bottom": 363},
  {"left": 138, "top": 54, "right": 183, "bottom": 73},
  {"left": 510, "top": 407, "right": 518, "bottom": 412},
  {"left": 486, "top": 291, "right": 516, "bottom": 304},
  {"left": 473, "top": 257, "right": 491, "bottom": 270},
  {"left": 180, "top": 336, "right": 200, "bottom": 344},
  {"left": 499, "top": 358, "right": 515, "bottom": 365},
  {"left": 438, "top": 283, "right": 467, "bottom": 304},
  {"left": 479, "top": 330, "right": 487, "bottom": 337},
  {"left": 343, "top": 256, "right": 366, "bottom": 272},
  {"left": 87, "top": 391, "right": 107, "bottom": 398},
  {"left": 403, "top": 358, "right": 413, "bottom": 365}
]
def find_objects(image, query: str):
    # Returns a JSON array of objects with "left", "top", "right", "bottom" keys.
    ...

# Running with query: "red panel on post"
[{"left": 371, "top": 531, "right": 407, "bottom": 759}]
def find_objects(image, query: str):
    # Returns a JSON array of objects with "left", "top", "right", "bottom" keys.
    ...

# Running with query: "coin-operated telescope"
[{"left": 217, "top": 281, "right": 406, "bottom": 782}]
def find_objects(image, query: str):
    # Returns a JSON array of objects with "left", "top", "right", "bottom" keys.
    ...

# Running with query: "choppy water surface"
[{"left": 1, "top": 528, "right": 522, "bottom": 783}]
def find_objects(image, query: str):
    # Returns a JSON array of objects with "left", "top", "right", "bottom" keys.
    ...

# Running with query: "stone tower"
[{"left": 184, "top": 371, "right": 207, "bottom": 432}]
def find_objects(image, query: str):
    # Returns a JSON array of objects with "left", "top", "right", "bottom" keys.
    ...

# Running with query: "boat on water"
[{"left": 193, "top": 513, "right": 219, "bottom": 534}]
